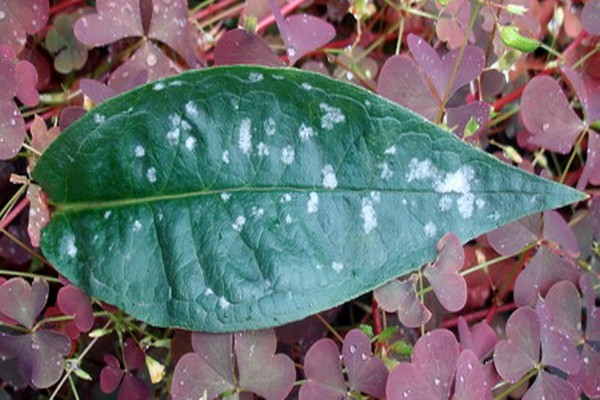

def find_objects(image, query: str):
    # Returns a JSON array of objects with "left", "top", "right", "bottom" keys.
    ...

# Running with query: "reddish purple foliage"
[
  {"left": 374, "top": 274, "right": 432, "bottom": 327},
  {"left": 0, "top": 0, "right": 49, "bottom": 54}
]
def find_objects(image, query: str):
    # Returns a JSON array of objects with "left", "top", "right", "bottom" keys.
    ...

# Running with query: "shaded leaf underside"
[{"left": 33, "top": 66, "right": 585, "bottom": 332}]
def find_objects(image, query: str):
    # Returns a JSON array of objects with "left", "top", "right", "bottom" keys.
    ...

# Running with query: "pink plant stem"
[
  {"left": 561, "top": 31, "right": 588, "bottom": 60},
  {"left": 256, "top": 0, "right": 307, "bottom": 33},
  {"left": 0, "top": 198, "right": 30, "bottom": 231},
  {"left": 191, "top": 0, "right": 238, "bottom": 21},
  {"left": 440, "top": 303, "right": 516, "bottom": 328},
  {"left": 24, "top": 108, "right": 58, "bottom": 130}
]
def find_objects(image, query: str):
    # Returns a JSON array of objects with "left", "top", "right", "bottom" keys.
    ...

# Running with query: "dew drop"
[
  {"left": 349, "top": 345, "right": 356, "bottom": 354},
  {"left": 434, "top": 378, "right": 441, "bottom": 386},
  {"left": 0, "top": 11, "right": 6, "bottom": 20},
  {"left": 542, "top": 122, "right": 550, "bottom": 132},
  {"left": 146, "top": 53, "right": 158, "bottom": 66},
  {"left": 360, "top": 353, "right": 368, "bottom": 361}
]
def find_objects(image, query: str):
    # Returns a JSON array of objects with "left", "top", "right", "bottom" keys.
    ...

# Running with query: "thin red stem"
[
  {"left": 191, "top": 0, "right": 238, "bottom": 21},
  {"left": 441, "top": 303, "right": 516, "bottom": 329},
  {"left": 49, "top": 0, "right": 84, "bottom": 16},
  {"left": 0, "top": 198, "right": 30, "bottom": 231},
  {"left": 256, "top": 0, "right": 307, "bottom": 33},
  {"left": 561, "top": 30, "right": 588, "bottom": 61}
]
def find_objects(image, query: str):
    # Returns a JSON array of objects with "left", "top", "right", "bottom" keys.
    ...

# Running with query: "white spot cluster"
[
  {"left": 133, "top": 220, "right": 142, "bottom": 232},
  {"left": 222, "top": 150, "right": 230, "bottom": 164},
  {"left": 251, "top": 206, "right": 264, "bottom": 218},
  {"left": 322, "top": 164, "right": 338, "bottom": 189},
  {"left": 299, "top": 123, "right": 316, "bottom": 142},
  {"left": 264, "top": 118, "right": 276, "bottom": 136},
  {"left": 384, "top": 145, "right": 397, "bottom": 155},
  {"left": 332, "top": 262, "right": 344, "bottom": 273},
  {"left": 104, "top": 211, "right": 112, "bottom": 219},
  {"left": 218, "top": 296, "right": 230, "bottom": 309},
  {"left": 361, "top": 198, "right": 377, "bottom": 234},
  {"left": 185, "top": 136, "right": 197, "bottom": 150},
  {"left": 134, "top": 145, "right": 145, "bottom": 158},
  {"left": 65, "top": 235, "right": 77, "bottom": 258},
  {"left": 248, "top": 72, "right": 264, "bottom": 82},
  {"left": 185, "top": 101, "right": 198, "bottom": 116},
  {"left": 153, "top": 82, "right": 165, "bottom": 91},
  {"left": 167, "top": 114, "right": 182, "bottom": 145},
  {"left": 424, "top": 222, "right": 437, "bottom": 238},
  {"left": 439, "top": 196, "right": 452, "bottom": 211},
  {"left": 94, "top": 114, "right": 105, "bottom": 124},
  {"left": 280, "top": 193, "right": 292, "bottom": 203},
  {"left": 307, "top": 192, "right": 319, "bottom": 213},
  {"left": 281, "top": 145, "right": 295, "bottom": 165},
  {"left": 285, "top": 214, "right": 293, "bottom": 224},
  {"left": 238, "top": 118, "right": 252, "bottom": 155},
  {"left": 319, "top": 103, "right": 345, "bottom": 129},
  {"left": 406, "top": 158, "right": 437, "bottom": 182},
  {"left": 257, "top": 142, "right": 270, "bottom": 156},
  {"left": 146, "top": 167, "right": 157, "bottom": 183},
  {"left": 232, "top": 215, "right": 246, "bottom": 232},
  {"left": 379, "top": 162, "right": 393, "bottom": 180},
  {"left": 301, "top": 82, "right": 313, "bottom": 90},
  {"left": 220, "top": 192, "right": 231, "bottom": 202},
  {"left": 434, "top": 166, "right": 476, "bottom": 219}
]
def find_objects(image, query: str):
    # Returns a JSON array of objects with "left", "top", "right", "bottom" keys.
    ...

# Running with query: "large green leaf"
[{"left": 34, "top": 66, "right": 584, "bottom": 332}]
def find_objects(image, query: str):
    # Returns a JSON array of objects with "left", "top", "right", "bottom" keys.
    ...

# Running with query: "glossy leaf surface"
[{"left": 34, "top": 65, "right": 585, "bottom": 331}]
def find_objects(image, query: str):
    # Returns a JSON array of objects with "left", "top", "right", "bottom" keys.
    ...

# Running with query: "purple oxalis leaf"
[
  {"left": 521, "top": 75, "right": 585, "bottom": 154},
  {"left": 108, "top": 41, "right": 177, "bottom": 88},
  {"left": 57, "top": 285, "right": 94, "bottom": 333},
  {"left": 445, "top": 101, "right": 491, "bottom": 138},
  {"left": 374, "top": 274, "right": 432, "bottom": 327},
  {"left": 386, "top": 330, "right": 459, "bottom": 399},
  {"left": 514, "top": 246, "right": 581, "bottom": 307},
  {"left": 147, "top": 0, "right": 200, "bottom": 67},
  {"left": 407, "top": 34, "right": 485, "bottom": 99},
  {"left": 299, "top": 338, "right": 346, "bottom": 400},
  {"left": 74, "top": 0, "right": 144, "bottom": 47},
  {"left": 524, "top": 371, "right": 578, "bottom": 400},
  {"left": 436, "top": 0, "right": 472, "bottom": 49},
  {"left": 342, "top": 329, "right": 387, "bottom": 398},
  {"left": 14, "top": 60, "right": 39, "bottom": 107},
  {"left": 561, "top": 65, "right": 600, "bottom": 123},
  {"left": 577, "top": 131, "right": 600, "bottom": 190},
  {"left": 0, "top": 0, "right": 49, "bottom": 54},
  {"left": 537, "top": 281, "right": 583, "bottom": 344},
  {"left": 377, "top": 55, "right": 439, "bottom": 121},
  {"left": 542, "top": 211, "right": 580, "bottom": 258},
  {"left": 457, "top": 317, "right": 497, "bottom": 360},
  {"left": 100, "top": 353, "right": 149, "bottom": 399},
  {"left": 424, "top": 232, "right": 467, "bottom": 312},
  {"left": 454, "top": 350, "right": 492, "bottom": 400},
  {"left": 582, "top": 0, "right": 600, "bottom": 35},
  {"left": 0, "top": 329, "right": 70, "bottom": 389},
  {"left": 494, "top": 307, "right": 541, "bottom": 383},
  {"left": 0, "top": 277, "right": 48, "bottom": 329},
  {"left": 235, "top": 329, "right": 296, "bottom": 400},
  {"left": 100, "top": 354, "right": 125, "bottom": 393},
  {"left": 214, "top": 29, "right": 284, "bottom": 67},
  {"left": 487, "top": 213, "right": 541, "bottom": 256}
]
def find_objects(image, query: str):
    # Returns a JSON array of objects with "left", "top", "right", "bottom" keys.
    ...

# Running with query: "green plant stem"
[
  {"left": 559, "top": 128, "right": 587, "bottom": 183},
  {"left": 68, "top": 374, "right": 81, "bottom": 400},
  {"left": 487, "top": 106, "right": 520, "bottom": 128},
  {"left": 0, "top": 269, "right": 60, "bottom": 283},
  {"left": 50, "top": 320, "right": 113, "bottom": 400},
  {"left": 494, "top": 367, "right": 539, "bottom": 399},
  {"left": 0, "top": 184, "right": 28, "bottom": 223},
  {"left": 32, "top": 315, "right": 75, "bottom": 332},
  {"left": 572, "top": 43, "right": 600, "bottom": 70},
  {"left": 316, "top": 313, "right": 344, "bottom": 343}
]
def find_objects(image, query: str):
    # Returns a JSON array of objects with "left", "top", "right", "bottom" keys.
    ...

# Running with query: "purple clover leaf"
[
  {"left": 171, "top": 329, "right": 295, "bottom": 400},
  {"left": 267, "top": 0, "right": 335, "bottom": 64},
  {"left": 521, "top": 75, "right": 585, "bottom": 154},
  {"left": 0, "top": 45, "right": 39, "bottom": 160},
  {"left": 100, "top": 338, "right": 149, "bottom": 399},
  {"left": 386, "top": 329, "right": 490, "bottom": 399},
  {"left": 57, "top": 284, "right": 94, "bottom": 336},
  {"left": 435, "top": 0, "right": 472, "bottom": 49},
  {"left": 423, "top": 232, "right": 467, "bottom": 312},
  {"left": 74, "top": 0, "right": 144, "bottom": 47},
  {"left": 0, "top": 277, "right": 48, "bottom": 329},
  {"left": 457, "top": 317, "right": 497, "bottom": 360},
  {"left": 214, "top": 29, "right": 285, "bottom": 67},
  {"left": 0, "top": 0, "right": 49, "bottom": 54},
  {"left": 300, "top": 329, "right": 387, "bottom": 399},
  {"left": 493, "top": 307, "right": 579, "bottom": 400},
  {"left": 445, "top": 102, "right": 491, "bottom": 139},
  {"left": 0, "top": 278, "right": 71, "bottom": 389},
  {"left": 582, "top": 0, "right": 600, "bottom": 35},
  {"left": 299, "top": 338, "right": 346, "bottom": 399},
  {"left": 374, "top": 274, "right": 432, "bottom": 328}
]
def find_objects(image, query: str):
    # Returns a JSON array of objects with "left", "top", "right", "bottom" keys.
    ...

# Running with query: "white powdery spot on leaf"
[
  {"left": 361, "top": 198, "right": 377, "bottom": 234},
  {"left": 218, "top": 296, "right": 230, "bottom": 309},
  {"left": 332, "top": 261, "right": 344, "bottom": 273},
  {"left": 146, "top": 167, "right": 157, "bottom": 183},
  {"left": 476, "top": 198, "right": 485, "bottom": 209},
  {"left": 185, "top": 101, "right": 198, "bottom": 116},
  {"left": 133, "top": 220, "right": 142, "bottom": 232},
  {"left": 220, "top": 192, "right": 231, "bottom": 202},
  {"left": 299, "top": 123, "right": 316, "bottom": 142},
  {"left": 232, "top": 215, "right": 246, "bottom": 232},
  {"left": 169, "top": 81, "right": 182, "bottom": 87},
  {"left": 307, "top": 192, "right": 319, "bottom": 213},
  {"left": 370, "top": 191, "right": 381, "bottom": 203},
  {"left": 301, "top": 82, "right": 313, "bottom": 90},
  {"left": 322, "top": 164, "right": 338, "bottom": 189},
  {"left": 238, "top": 118, "right": 252, "bottom": 155},
  {"left": 204, "top": 288, "right": 214, "bottom": 296},
  {"left": 94, "top": 114, "right": 105, "bottom": 124},
  {"left": 167, "top": 128, "right": 180, "bottom": 145},
  {"left": 285, "top": 214, "right": 293, "bottom": 224},
  {"left": 424, "top": 222, "right": 437, "bottom": 238},
  {"left": 185, "top": 136, "right": 197, "bottom": 150},
  {"left": 281, "top": 145, "right": 295, "bottom": 165},
  {"left": 181, "top": 120, "right": 192, "bottom": 131},
  {"left": 406, "top": 158, "right": 438, "bottom": 182},
  {"left": 319, "top": 103, "right": 345, "bottom": 129},
  {"left": 134, "top": 145, "right": 145, "bottom": 158},
  {"left": 280, "top": 193, "right": 292, "bottom": 203},
  {"left": 439, "top": 196, "right": 452, "bottom": 211},
  {"left": 435, "top": 166, "right": 475, "bottom": 194},
  {"left": 65, "top": 235, "right": 77, "bottom": 258},
  {"left": 153, "top": 82, "right": 165, "bottom": 91},
  {"left": 264, "top": 118, "right": 276, "bottom": 136},
  {"left": 384, "top": 145, "right": 397, "bottom": 155},
  {"left": 248, "top": 72, "right": 264, "bottom": 82},
  {"left": 251, "top": 206, "right": 264, "bottom": 218},
  {"left": 222, "top": 150, "right": 230, "bottom": 164},
  {"left": 379, "top": 162, "right": 393, "bottom": 180},
  {"left": 103, "top": 210, "right": 112, "bottom": 219},
  {"left": 457, "top": 193, "right": 475, "bottom": 219},
  {"left": 257, "top": 142, "right": 270, "bottom": 156}
]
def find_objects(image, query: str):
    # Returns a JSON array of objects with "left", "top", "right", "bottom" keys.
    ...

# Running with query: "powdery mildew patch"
[
  {"left": 264, "top": 118, "right": 276, "bottom": 136},
  {"left": 238, "top": 118, "right": 252, "bottom": 155},
  {"left": 232, "top": 215, "right": 246, "bottom": 232},
  {"left": 307, "top": 192, "right": 319, "bottom": 213},
  {"left": 360, "top": 198, "right": 377, "bottom": 234},
  {"left": 281, "top": 146, "right": 295, "bottom": 165},
  {"left": 322, "top": 164, "right": 338, "bottom": 189},
  {"left": 332, "top": 261, "right": 344, "bottom": 273},
  {"left": 319, "top": 103, "right": 345, "bottom": 129},
  {"left": 146, "top": 167, "right": 157, "bottom": 183},
  {"left": 423, "top": 222, "right": 437, "bottom": 238},
  {"left": 299, "top": 123, "right": 316, "bottom": 142}
]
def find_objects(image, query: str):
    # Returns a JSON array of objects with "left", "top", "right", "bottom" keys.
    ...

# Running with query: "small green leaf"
[
  {"left": 375, "top": 326, "right": 398, "bottom": 343},
  {"left": 34, "top": 66, "right": 585, "bottom": 332},
  {"left": 389, "top": 340, "right": 413, "bottom": 357}
]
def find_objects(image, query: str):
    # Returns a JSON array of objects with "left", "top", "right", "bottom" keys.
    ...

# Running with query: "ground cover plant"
[{"left": 0, "top": 0, "right": 599, "bottom": 399}]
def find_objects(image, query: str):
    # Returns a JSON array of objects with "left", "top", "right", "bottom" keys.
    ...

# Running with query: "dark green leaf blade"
[{"left": 33, "top": 66, "right": 585, "bottom": 332}]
